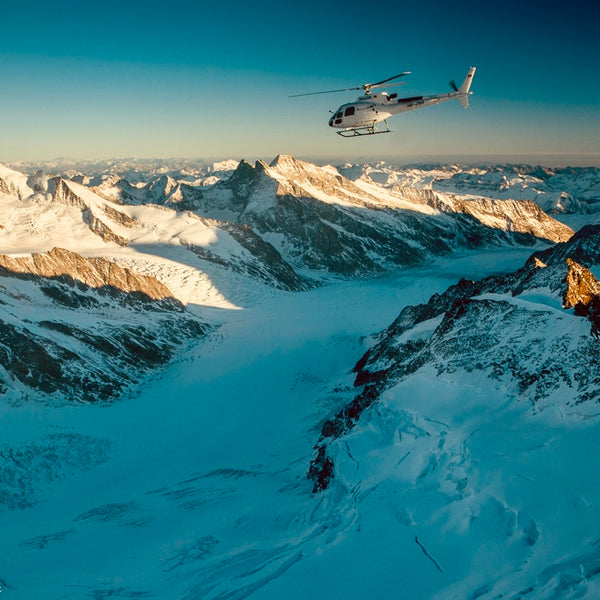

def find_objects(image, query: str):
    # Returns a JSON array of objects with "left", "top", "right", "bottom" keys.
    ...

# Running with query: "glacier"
[{"left": 1, "top": 157, "right": 600, "bottom": 599}]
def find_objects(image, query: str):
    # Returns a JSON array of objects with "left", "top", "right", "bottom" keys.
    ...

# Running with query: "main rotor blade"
[
  {"left": 289, "top": 87, "right": 360, "bottom": 98},
  {"left": 369, "top": 71, "right": 411, "bottom": 87},
  {"left": 370, "top": 81, "right": 407, "bottom": 90}
]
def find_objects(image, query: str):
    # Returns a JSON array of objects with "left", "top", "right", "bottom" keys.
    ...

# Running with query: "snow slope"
[
  {"left": 339, "top": 162, "right": 600, "bottom": 213},
  {"left": 1, "top": 156, "right": 599, "bottom": 599},
  {"left": 0, "top": 249, "right": 537, "bottom": 599}
]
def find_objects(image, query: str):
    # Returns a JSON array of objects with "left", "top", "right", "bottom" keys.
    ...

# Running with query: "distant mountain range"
[{"left": 12, "top": 157, "right": 600, "bottom": 213}]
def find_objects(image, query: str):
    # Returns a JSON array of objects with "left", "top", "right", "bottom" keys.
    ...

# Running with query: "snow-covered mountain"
[
  {"left": 164, "top": 155, "right": 573, "bottom": 276},
  {"left": 0, "top": 247, "right": 207, "bottom": 403},
  {"left": 339, "top": 162, "right": 600, "bottom": 213},
  {"left": 3, "top": 157, "right": 574, "bottom": 282},
  {"left": 307, "top": 223, "right": 600, "bottom": 599},
  {"left": 2, "top": 155, "right": 600, "bottom": 599},
  {"left": 0, "top": 165, "right": 308, "bottom": 299}
]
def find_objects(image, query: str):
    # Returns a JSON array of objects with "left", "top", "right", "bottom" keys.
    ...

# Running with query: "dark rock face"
[
  {"left": 184, "top": 223, "right": 310, "bottom": 291},
  {"left": 172, "top": 156, "right": 574, "bottom": 279},
  {"left": 309, "top": 224, "right": 600, "bottom": 492},
  {"left": 0, "top": 251, "right": 208, "bottom": 404}
]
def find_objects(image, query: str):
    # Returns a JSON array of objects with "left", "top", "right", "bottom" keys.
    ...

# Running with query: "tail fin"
[{"left": 459, "top": 66, "right": 476, "bottom": 108}]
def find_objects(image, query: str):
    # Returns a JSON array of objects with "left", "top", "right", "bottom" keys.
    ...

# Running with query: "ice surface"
[
  {"left": 3, "top": 247, "right": 599, "bottom": 599},
  {"left": 2, "top": 157, "right": 600, "bottom": 599}
]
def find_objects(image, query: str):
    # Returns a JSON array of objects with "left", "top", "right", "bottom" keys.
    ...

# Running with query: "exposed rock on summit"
[
  {"left": 0, "top": 247, "right": 177, "bottom": 305},
  {"left": 564, "top": 257, "right": 600, "bottom": 336}
]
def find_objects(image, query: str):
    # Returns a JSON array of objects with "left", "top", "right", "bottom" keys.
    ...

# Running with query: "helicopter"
[{"left": 290, "top": 67, "right": 476, "bottom": 137}]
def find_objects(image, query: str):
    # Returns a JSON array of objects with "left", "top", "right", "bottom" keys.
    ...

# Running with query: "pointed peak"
[
  {"left": 231, "top": 159, "right": 256, "bottom": 174},
  {"left": 225, "top": 159, "right": 266, "bottom": 192},
  {"left": 269, "top": 154, "right": 299, "bottom": 168},
  {"left": 149, "top": 173, "right": 178, "bottom": 193}
]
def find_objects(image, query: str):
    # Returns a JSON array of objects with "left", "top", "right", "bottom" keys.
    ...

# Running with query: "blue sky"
[{"left": 1, "top": 0, "right": 598, "bottom": 164}]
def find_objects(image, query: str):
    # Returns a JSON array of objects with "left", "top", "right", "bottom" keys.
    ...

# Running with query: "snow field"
[{"left": 1, "top": 258, "right": 505, "bottom": 599}]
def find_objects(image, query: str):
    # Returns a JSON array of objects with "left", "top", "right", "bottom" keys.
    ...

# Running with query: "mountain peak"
[
  {"left": 269, "top": 154, "right": 298, "bottom": 168},
  {"left": 563, "top": 258, "right": 600, "bottom": 335},
  {"left": 0, "top": 163, "right": 33, "bottom": 199}
]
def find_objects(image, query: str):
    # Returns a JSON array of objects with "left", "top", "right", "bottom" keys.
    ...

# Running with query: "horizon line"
[{"left": 3, "top": 153, "right": 599, "bottom": 169}]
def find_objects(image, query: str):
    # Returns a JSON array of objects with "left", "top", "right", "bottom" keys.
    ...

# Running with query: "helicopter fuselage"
[{"left": 328, "top": 89, "right": 466, "bottom": 130}]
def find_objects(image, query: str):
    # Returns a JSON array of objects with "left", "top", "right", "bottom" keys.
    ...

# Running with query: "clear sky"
[{"left": 1, "top": 0, "right": 598, "bottom": 164}]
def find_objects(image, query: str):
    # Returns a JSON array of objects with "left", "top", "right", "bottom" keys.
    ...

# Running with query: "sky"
[{"left": 0, "top": 0, "right": 599, "bottom": 165}]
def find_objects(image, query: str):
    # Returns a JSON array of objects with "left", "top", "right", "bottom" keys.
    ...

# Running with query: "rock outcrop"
[
  {"left": 0, "top": 248, "right": 177, "bottom": 304},
  {"left": 0, "top": 248, "right": 207, "bottom": 403},
  {"left": 309, "top": 224, "right": 600, "bottom": 492}
]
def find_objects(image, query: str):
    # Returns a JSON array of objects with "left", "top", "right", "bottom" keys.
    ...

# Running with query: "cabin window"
[
  {"left": 344, "top": 106, "right": 355, "bottom": 117},
  {"left": 336, "top": 111, "right": 343, "bottom": 119},
  {"left": 335, "top": 119, "right": 342, "bottom": 125}
]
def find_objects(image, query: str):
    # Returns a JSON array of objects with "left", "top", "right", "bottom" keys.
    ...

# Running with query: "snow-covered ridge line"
[
  {"left": 309, "top": 224, "right": 600, "bottom": 492},
  {"left": 0, "top": 247, "right": 178, "bottom": 305},
  {"left": 339, "top": 161, "right": 600, "bottom": 213},
  {"left": 188, "top": 155, "right": 573, "bottom": 277}
]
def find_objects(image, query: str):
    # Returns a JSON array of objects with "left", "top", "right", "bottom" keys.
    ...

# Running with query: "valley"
[{"left": 1, "top": 157, "right": 600, "bottom": 599}]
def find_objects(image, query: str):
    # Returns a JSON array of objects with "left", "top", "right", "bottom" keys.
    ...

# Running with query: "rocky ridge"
[
  {"left": 0, "top": 248, "right": 208, "bottom": 404},
  {"left": 309, "top": 224, "right": 600, "bottom": 492},
  {"left": 339, "top": 162, "right": 600, "bottom": 213},
  {"left": 0, "top": 247, "right": 177, "bottom": 305},
  {"left": 182, "top": 155, "right": 573, "bottom": 277}
]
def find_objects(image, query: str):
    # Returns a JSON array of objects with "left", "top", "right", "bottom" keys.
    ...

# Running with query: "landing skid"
[{"left": 336, "top": 121, "right": 391, "bottom": 137}]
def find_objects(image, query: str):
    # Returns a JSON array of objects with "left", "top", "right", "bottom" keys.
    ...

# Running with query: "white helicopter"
[{"left": 291, "top": 67, "right": 476, "bottom": 137}]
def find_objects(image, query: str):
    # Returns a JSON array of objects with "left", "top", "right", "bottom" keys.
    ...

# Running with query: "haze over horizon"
[{"left": 1, "top": 0, "right": 598, "bottom": 165}]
